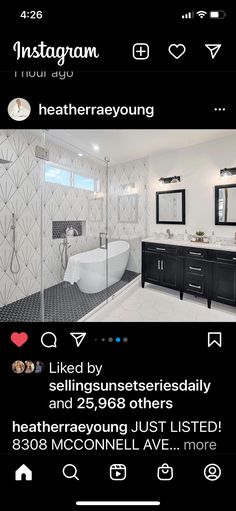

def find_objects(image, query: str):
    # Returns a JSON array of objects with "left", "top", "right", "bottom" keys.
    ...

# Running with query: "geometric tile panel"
[
  {"left": 0, "top": 129, "right": 106, "bottom": 308},
  {"left": 108, "top": 158, "right": 149, "bottom": 272},
  {"left": 0, "top": 128, "right": 148, "bottom": 311}
]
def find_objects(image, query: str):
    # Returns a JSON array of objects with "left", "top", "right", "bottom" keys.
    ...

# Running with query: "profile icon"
[
  {"left": 12, "top": 360, "right": 25, "bottom": 374},
  {"left": 8, "top": 98, "right": 31, "bottom": 121},
  {"left": 24, "top": 360, "right": 35, "bottom": 374},
  {"left": 34, "top": 361, "right": 45, "bottom": 374},
  {"left": 204, "top": 463, "right": 221, "bottom": 481}
]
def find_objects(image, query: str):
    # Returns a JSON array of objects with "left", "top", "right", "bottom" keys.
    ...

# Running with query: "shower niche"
[{"left": 52, "top": 220, "right": 86, "bottom": 239}]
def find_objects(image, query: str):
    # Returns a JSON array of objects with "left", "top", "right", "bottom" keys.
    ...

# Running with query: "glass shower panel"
[
  {"left": 42, "top": 131, "right": 108, "bottom": 322},
  {"left": 0, "top": 129, "right": 45, "bottom": 321}
]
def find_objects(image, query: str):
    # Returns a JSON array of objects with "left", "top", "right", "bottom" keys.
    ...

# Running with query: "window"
[
  {"left": 74, "top": 174, "right": 95, "bottom": 191},
  {"left": 44, "top": 163, "right": 97, "bottom": 192},
  {"left": 45, "top": 164, "right": 71, "bottom": 186}
]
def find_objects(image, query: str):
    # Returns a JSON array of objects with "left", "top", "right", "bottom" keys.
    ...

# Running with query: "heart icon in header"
[{"left": 168, "top": 44, "right": 186, "bottom": 60}]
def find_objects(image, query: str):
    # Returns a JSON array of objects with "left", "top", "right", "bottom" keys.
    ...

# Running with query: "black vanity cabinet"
[
  {"left": 180, "top": 247, "right": 208, "bottom": 299},
  {"left": 142, "top": 243, "right": 179, "bottom": 290},
  {"left": 208, "top": 250, "right": 236, "bottom": 306},
  {"left": 142, "top": 241, "right": 236, "bottom": 309}
]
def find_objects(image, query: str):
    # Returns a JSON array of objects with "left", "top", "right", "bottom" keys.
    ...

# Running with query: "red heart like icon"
[{"left": 10, "top": 332, "right": 28, "bottom": 347}]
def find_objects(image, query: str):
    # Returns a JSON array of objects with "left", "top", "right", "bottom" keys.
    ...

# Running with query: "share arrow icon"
[
  {"left": 70, "top": 332, "right": 87, "bottom": 347},
  {"left": 205, "top": 44, "right": 222, "bottom": 59}
]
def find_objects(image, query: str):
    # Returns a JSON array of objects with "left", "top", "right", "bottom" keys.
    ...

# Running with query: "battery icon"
[{"left": 209, "top": 10, "right": 226, "bottom": 19}]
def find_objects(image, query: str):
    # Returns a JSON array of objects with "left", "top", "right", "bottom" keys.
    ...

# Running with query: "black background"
[
  {"left": 0, "top": 4, "right": 235, "bottom": 510},
  {"left": 0, "top": 4, "right": 236, "bottom": 127},
  {"left": 0, "top": 323, "right": 235, "bottom": 509}
]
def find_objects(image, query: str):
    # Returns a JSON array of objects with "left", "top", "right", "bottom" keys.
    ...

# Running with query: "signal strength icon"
[
  {"left": 197, "top": 10, "right": 207, "bottom": 18},
  {"left": 182, "top": 11, "right": 194, "bottom": 19}
]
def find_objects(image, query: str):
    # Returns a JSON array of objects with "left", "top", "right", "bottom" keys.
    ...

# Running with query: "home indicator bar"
[{"left": 76, "top": 502, "right": 161, "bottom": 507}]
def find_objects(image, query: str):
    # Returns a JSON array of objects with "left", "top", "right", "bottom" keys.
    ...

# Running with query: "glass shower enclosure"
[{"left": 0, "top": 129, "right": 145, "bottom": 322}]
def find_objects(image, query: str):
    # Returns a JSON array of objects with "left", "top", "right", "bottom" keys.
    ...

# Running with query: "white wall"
[{"left": 148, "top": 134, "right": 236, "bottom": 238}]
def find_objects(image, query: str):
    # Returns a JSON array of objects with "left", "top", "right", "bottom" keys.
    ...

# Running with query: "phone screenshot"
[{"left": 0, "top": 5, "right": 235, "bottom": 510}]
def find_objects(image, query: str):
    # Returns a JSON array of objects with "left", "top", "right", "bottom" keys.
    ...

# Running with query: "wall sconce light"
[
  {"left": 220, "top": 167, "right": 236, "bottom": 178},
  {"left": 159, "top": 176, "right": 181, "bottom": 185}
]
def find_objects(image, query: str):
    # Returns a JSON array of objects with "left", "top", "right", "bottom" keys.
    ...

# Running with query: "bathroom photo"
[{"left": 0, "top": 129, "right": 236, "bottom": 322}]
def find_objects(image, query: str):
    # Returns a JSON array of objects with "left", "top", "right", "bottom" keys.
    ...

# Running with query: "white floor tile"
[{"left": 87, "top": 282, "right": 236, "bottom": 322}]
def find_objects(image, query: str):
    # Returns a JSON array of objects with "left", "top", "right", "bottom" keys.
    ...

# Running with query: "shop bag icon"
[{"left": 157, "top": 463, "right": 173, "bottom": 481}]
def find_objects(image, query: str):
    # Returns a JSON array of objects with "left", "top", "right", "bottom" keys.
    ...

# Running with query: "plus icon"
[{"left": 132, "top": 43, "right": 149, "bottom": 60}]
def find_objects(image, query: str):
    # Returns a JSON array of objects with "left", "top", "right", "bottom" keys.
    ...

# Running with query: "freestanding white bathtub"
[{"left": 64, "top": 240, "right": 130, "bottom": 293}]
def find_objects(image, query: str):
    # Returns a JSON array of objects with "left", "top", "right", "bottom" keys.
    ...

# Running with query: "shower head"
[{"left": 0, "top": 159, "right": 12, "bottom": 164}]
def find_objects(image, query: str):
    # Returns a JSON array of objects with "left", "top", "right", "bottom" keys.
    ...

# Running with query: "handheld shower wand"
[
  {"left": 10, "top": 213, "right": 20, "bottom": 274},
  {"left": 59, "top": 234, "right": 71, "bottom": 280}
]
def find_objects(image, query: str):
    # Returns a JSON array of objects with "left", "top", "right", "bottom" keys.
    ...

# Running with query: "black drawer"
[
  {"left": 181, "top": 246, "right": 207, "bottom": 258},
  {"left": 207, "top": 250, "right": 236, "bottom": 265},
  {"left": 184, "top": 275, "right": 205, "bottom": 296},
  {"left": 184, "top": 258, "right": 206, "bottom": 276},
  {"left": 143, "top": 242, "right": 178, "bottom": 255}
]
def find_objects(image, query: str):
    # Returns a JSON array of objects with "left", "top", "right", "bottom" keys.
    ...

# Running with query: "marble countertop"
[{"left": 142, "top": 237, "right": 236, "bottom": 252}]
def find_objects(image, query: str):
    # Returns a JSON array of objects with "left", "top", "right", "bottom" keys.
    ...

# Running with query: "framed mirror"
[
  {"left": 156, "top": 190, "right": 186, "bottom": 224},
  {"left": 215, "top": 184, "right": 236, "bottom": 225}
]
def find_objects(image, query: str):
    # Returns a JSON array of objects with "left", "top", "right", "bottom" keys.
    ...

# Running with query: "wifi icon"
[{"left": 197, "top": 10, "right": 207, "bottom": 18}]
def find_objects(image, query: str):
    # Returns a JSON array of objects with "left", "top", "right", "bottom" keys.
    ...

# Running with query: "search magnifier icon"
[{"left": 62, "top": 464, "right": 79, "bottom": 481}]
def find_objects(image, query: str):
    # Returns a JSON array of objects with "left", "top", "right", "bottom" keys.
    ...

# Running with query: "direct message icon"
[
  {"left": 208, "top": 332, "right": 222, "bottom": 348},
  {"left": 70, "top": 332, "right": 87, "bottom": 347}
]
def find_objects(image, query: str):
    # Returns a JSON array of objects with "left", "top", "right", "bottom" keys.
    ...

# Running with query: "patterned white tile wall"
[
  {"left": 0, "top": 129, "right": 106, "bottom": 307},
  {"left": 0, "top": 129, "right": 148, "bottom": 307},
  {"left": 108, "top": 158, "right": 148, "bottom": 272}
]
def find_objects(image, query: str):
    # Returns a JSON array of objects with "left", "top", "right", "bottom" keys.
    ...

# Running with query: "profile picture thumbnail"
[
  {"left": 7, "top": 98, "right": 31, "bottom": 121},
  {"left": 24, "top": 360, "right": 35, "bottom": 374},
  {"left": 12, "top": 360, "right": 25, "bottom": 374},
  {"left": 34, "top": 361, "right": 45, "bottom": 374}
]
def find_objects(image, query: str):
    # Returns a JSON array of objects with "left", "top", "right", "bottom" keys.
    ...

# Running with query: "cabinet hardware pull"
[
  {"left": 157, "top": 260, "right": 160, "bottom": 270},
  {"left": 189, "top": 266, "right": 201, "bottom": 271},
  {"left": 189, "top": 251, "right": 202, "bottom": 255},
  {"left": 161, "top": 260, "right": 164, "bottom": 270},
  {"left": 155, "top": 247, "right": 166, "bottom": 251},
  {"left": 189, "top": 283, "right": 201, "bottom": 289},
  {"left": 216, "top": 257, "right": 230, "bottom": 262},
  {"left": 233, "top": 258, "right": 236, "bottom": 261}
]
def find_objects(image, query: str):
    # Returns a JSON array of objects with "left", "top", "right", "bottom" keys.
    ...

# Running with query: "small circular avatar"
[
  {"left": 8, "top": 98, "right": 31, "bottom": 121},
  {"left": 24, "top": 360, "right": 35, "bottom": 374},
  {"left": 34, "top": 360, "right": 45, "bottom": 374},
  {"left": 12, "top": 360, "right": 25, "bottom": 374}
]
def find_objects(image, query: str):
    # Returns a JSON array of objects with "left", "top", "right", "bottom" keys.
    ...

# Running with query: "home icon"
[{"left": 15, "top": 464, "right": 32, "bottom": 481}]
